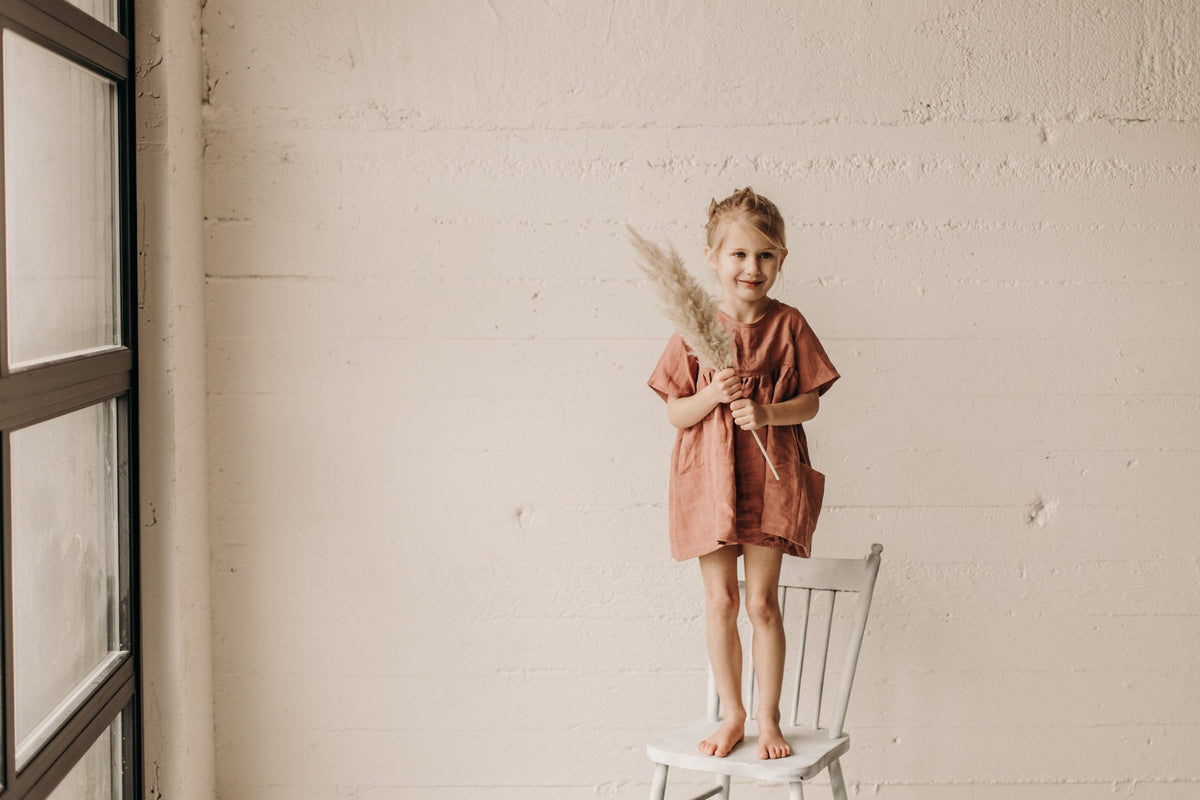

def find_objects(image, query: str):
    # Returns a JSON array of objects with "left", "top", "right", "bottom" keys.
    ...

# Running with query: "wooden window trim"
[{"left": 0, "top": 0, "right": 140, "bottom": 797}]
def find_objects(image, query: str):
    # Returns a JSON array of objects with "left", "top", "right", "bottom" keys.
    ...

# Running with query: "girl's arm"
[
  {"left": 666, "top": 367, "right": 742, "bottom": 430},
  {"left": 730, "top": 389, "right": 820, "bottom": 431}
]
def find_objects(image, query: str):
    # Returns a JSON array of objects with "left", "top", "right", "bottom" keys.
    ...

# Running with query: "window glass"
[
  {"left": 62, "top": 0, "right": 119, "bottom": 31},
  {"left": 3, "top": 30, "right": 119, "bottom": 369},
  {"left": 10, "top": 401, "right": 125, "bottom": 767},
  {"left": 45, "top": 713, "right": 124, "bottom": 800}
]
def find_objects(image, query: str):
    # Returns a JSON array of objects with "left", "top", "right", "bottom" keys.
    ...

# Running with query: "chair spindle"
[
  {"left": 788, "top": 588, "right": 812, "bottom": 726},
  {"left": 812, "top": 590, "right": 836, "bottom": 729}
]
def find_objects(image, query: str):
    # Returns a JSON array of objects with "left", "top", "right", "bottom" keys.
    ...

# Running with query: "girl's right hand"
[{"left": 706, "top": 368, "right": 743, "bottom": 405}]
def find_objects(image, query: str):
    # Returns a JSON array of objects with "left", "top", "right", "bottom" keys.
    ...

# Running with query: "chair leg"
[
  {"left": 716, "top": 773, "right": 730, "bottom": 798},
  {"left": 828, "top": 758, "right": 848, "bottom": 800},
  {"left": 649, "top": 763, "right": 668, "bottom": 800},
  {"left": 788, "top": 781, "right": 804, "bottom": 800}
]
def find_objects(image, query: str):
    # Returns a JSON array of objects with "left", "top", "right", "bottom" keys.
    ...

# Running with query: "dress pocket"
[
  {"left": 676, "top": 426, "right": 703, "bottom": 474},
  {"left": 792, "top": 460, "right": 826, "bottom": 555}
]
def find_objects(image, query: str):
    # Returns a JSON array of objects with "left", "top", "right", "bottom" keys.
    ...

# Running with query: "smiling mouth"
[{"left": 739, "top": 279, "right": 764, "bottom": 287}]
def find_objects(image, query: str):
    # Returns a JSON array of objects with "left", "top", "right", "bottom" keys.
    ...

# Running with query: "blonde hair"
[{"left": 705, "top": 187, "right": 787, "bottom": 250}]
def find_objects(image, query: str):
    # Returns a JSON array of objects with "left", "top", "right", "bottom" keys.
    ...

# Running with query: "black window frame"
[{"left": 0, "top": 0, "right": 140, "bottom": 798}]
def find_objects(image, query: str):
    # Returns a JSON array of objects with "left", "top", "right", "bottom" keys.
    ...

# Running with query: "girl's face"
[{"left": 706, "top": 219, "right": 787, "bottom": 313}]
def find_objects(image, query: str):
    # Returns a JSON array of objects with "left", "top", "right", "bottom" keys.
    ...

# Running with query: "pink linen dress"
[{"left": 648, "top": 299, "right": 839, "bottom": 561}]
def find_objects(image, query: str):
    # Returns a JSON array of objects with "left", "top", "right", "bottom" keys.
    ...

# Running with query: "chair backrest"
[{"left": 717, "top": 543, "right": 883, "bottom": 739}]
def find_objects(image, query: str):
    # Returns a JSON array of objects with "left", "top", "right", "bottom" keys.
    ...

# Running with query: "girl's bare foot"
[
  {"left": 756, "top": 717, "right": 792, "bottom": 760},
  {"left": 698, "top": 713, "right": 746, "bottom": 758}
]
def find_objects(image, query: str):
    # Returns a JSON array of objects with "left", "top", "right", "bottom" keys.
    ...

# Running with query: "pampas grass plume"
[{"left": 627, "top": 226, "right": 732, "bottom": 371}]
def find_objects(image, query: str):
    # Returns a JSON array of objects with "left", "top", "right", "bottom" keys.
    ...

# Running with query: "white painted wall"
[{"left": 201, "top": 2, "right": 1200, "bottom": 798}]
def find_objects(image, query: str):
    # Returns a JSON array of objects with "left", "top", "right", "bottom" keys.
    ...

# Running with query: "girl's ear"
[
  {"left": 705, "top": 245, "right": 715, "bottom": 269},
  {"left": 778, "top": 248, "right": 789, "bottom": 269}
]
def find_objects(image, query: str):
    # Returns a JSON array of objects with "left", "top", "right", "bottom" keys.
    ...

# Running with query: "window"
[{"left": 0, "top": 1, "right": 139, "bottom": 797}]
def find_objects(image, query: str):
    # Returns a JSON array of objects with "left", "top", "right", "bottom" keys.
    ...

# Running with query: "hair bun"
[{"left": 704, "top": 187, "right": 786, "bottom": 249}]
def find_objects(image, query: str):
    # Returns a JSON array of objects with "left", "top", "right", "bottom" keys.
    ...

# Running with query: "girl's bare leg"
[
  {"left": 743, "top": 543, "right": 792, "bottom": 759},
  {"left": 697, "top": 546, "right": 746, "bottom": 757}
]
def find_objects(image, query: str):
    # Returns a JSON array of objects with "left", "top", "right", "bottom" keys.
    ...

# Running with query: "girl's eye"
[
  {"left": 732, "top": 251, "right": 746, "bottom": 259},
  {"left": 759, "top": 252, "right": 775, "bottom": 261}
]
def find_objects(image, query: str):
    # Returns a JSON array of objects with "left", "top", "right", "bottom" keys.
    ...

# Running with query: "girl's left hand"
[{"left": 730, "top": 398, "right": 769, "bottom": 431}]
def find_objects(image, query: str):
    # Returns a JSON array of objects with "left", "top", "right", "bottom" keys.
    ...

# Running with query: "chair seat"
[{"left": 646, "top": 720, "right": 850, "bottom": 782}]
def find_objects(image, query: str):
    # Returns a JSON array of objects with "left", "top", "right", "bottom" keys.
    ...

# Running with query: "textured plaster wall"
[{"left": 202, "top": 2, "right": 1199, "bottom": 798}]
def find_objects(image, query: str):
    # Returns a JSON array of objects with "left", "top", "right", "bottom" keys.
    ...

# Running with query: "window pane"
[
  {"left": 45, "top": 713, "right": 124, "bottom": 800},
  {"left": 10, "top": 401, "right": 125, "bottom": 767},
  {"left": 3, "top": 30, "right": 119, "bottom": 369},
  {"left": 62, "top": 0, "right": 119, "bottom": 31}
]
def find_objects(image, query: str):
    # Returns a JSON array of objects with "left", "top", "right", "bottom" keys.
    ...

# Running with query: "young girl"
[{"left": 647, "top": 188, "right": 839, "bottom": 761}]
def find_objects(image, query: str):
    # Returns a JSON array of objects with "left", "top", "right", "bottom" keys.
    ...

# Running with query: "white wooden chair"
[{"left": 646, "top": 544, "right": 883, "bottom": 800}]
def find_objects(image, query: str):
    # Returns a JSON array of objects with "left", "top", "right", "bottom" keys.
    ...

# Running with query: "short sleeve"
[
  {"left": 648, "top": 332, "right": 698, "bottom": 401},
  {"left": 794, "top": 315, "right": 839, "bottom": 396}
]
